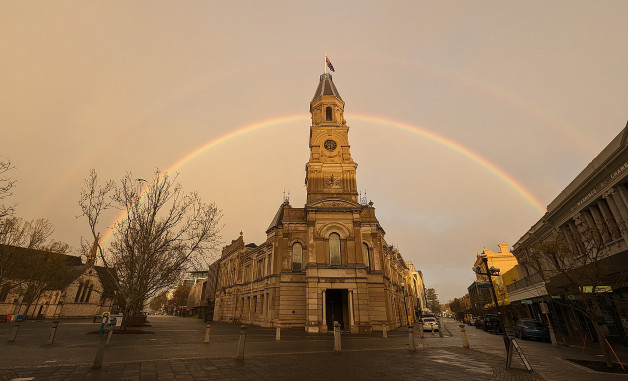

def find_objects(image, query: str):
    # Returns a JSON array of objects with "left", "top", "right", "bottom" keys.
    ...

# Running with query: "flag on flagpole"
[{"left": 326, "top": 56, "right": 335, "bottom": 72}]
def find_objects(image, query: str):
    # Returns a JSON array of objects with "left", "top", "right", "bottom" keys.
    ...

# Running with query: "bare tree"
[
  {"left": 520, "top": 223, "right": 625, "bottom": 368},
  {"left": 79, "top": 169, "right": 222, "bottom": 318},
  {"left": 0, "top": 158, "right": 16, "bottom": 220},
  {"left": 0, "top": 217, "right": 71, "bottom": 315},
  {"left": 14, "top": 250, "right": 73, "bottom": 317},
  {"left": 0, "top": 217, "right": 70, "bottom": 294}
]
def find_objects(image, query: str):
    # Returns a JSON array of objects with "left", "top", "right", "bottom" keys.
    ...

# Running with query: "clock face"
[{"left": 324, "top": 140, "right": 337, "bottom": 151}]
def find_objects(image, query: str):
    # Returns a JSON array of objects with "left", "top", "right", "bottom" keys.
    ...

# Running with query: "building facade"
[
  {"left": 0, "top": 245, "right": 117, "bottom": 319},
  {"left": 511, "top": 123, "right": 628, "bottom": 346},
  {"left": 467, "top": 243, "right": 518, "bottom": 316},
  {"left": 212, "top": 73, "right": 421, "bottom": 333}
]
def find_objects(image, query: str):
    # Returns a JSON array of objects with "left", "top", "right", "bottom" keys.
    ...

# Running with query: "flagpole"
[{"left": 324, "top": 52, "right": 327, "bottom": 74}]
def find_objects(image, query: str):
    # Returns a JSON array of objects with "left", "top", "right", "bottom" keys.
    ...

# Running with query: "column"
[
  {"left": 568, "top": 221, "right": 584, "bottom": 255},
  {"left": 588, "top": 205, "right": 610, "bottom": 243},
  {"left": 598, "top": 199, "right": 621, "bottom": 239},
  {"left": 349, "top": 290, "right": 355, "bottom": 327},
  {"left": 264, "top": 255, "right": 268, "bottom": 277},
  {"left": 609, "top": 189, "right": 628, "bottom": 245},
  {"left": 611, "top": 188, "right": 628, "bottom": 222},
  {"left": 559, "top": 226, "right": 577, "bottom": 255},
  {"left": 322, "top": 290, "right": 327, "bottom": 327},
  {"left": 616, "top": 184, "right": 628, "bottom": 210},
  {"left": 604, "top": 191, "right": 626, "bottom": 231},
  {"left": 270, "top": 251, "right": 274, "bottom": 274}
]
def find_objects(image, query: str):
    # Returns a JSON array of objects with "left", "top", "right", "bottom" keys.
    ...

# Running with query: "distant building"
[
  {"left": 467, "top": 243, "right": 518, "bottom": 314},
  {"left": 407, "top": 263, "right": 428, "bottom": 315},
  {"left": 186, "top": 263, "right": 221, "bottom": 320},
  {"left": 473, "top": 243, "right": 518, "bottom": 282},
  {"left": 212, "top": 73, "right": 423, "bottom": 333},
  {"left": 0, "top": 245, "right": 117, "bottom": 319}
]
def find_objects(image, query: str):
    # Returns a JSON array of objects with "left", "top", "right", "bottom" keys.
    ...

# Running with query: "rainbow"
[
  {"left": 99, "top": 113, "right": 546, "bottom": 247},
  {"left": 352, "top": 114, "right": 546, "bottom": 213},
  {"left": 347, "top": 54, "right": 601, "bottom": 155},
  {"left": 31, "top": 59, "right": 591, "bottom": 221}
]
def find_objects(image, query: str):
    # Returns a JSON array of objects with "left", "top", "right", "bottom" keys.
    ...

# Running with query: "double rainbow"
[{"left": 99, "top": 113, "right": 545, "bottom": 246}]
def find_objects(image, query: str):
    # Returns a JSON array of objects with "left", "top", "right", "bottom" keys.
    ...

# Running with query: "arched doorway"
[{"left": 326, "top": 289, "right": 349, "bottom": 331}]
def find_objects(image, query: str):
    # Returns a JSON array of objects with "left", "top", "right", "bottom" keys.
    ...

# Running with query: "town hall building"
[{"left": 212, "top": 73, "right": 425, "bottom": 333}]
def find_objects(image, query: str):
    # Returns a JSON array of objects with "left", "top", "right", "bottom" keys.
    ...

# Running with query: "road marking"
[
  {"left": 44, "top": 360, "right": 56, "bottom": 363},
  {"left": 11, "top": 378, "right": 35, "bottom": 381},
  {"left": 428, "top": 350, "right": 493, "bottom": 375},
  {"left": 155, "top": 329, "right": 199, "bottom": 332}
]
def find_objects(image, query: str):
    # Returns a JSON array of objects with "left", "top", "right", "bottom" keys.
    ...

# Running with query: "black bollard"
[
  {"left": 8, "top": 323, "right": 19, "bottom": 343},
  {"left": 237, "top": 325, "right": 247, "bottom": 359},
  {"left": 92, "top": 336, "right": 107, "bottom": 369},
  {"left": 47, "top": 321, "right": 59, "bottom": 345}
]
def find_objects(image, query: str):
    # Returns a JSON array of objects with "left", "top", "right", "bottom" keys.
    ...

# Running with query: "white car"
[{"left": 421, "top": 317, "right": 439, "bottom": 331}]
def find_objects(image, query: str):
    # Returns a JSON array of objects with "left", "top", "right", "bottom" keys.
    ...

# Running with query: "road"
[{"left": 0, "top": 316, "right": 625, "bottom": 380}]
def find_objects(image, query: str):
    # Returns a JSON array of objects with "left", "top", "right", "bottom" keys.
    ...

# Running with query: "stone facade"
[
  {"left": 472, "top": 243, "right": 518, "bottom": 282},
  {"left": 212, "top": 73, "right": 422, "bottom": 333},
  {"left": 0, "top": 246, "right": 117, "bottom": 319},
  {"left": 56, "top": 266, "right": 115, "bottom": 318},
  {"left": 511, "top": 122, "right": 628, "bottom": 346}
]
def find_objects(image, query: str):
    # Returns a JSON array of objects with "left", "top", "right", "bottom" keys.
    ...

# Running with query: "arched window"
[
  {"left": 74, "top": 283, "right": 83, "bottom": 302},
  {"left": 363, "top": 243, "right": 370, "bottom": 271},
  {"left": 85, "top": 284, "right": 94, "bottom": 303},
  {"left": 292, "top": 242, "right": 303, "bottom": 271},
  {"left": 326, "top": 107, "right": 333, "bottom": 121},
  {"left": 80, "top": 281, "right": 90, "bottom": 302},
  {"left": 329, "top": 233, "right": 341, "bottom": 265}
]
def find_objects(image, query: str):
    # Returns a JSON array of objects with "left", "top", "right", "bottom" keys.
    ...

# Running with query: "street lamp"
[
  {"left": 400, "top": 282, "right": 409, "bottom": 326},
  {"left": 473, "top": 253, "right": 510, "bottom": 353}
]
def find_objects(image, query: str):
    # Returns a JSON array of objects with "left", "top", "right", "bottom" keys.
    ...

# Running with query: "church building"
[{"left": 212, "top": 73, "right": 423, "bottom": 333}]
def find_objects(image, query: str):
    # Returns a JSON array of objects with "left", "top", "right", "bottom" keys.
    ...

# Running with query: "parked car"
[
  {"left": 474, "top": 316, "right": 485, "bottom": 329},
  {"left": 514, "top": 319, "right": 550, "bottom": 342},
  {"left": 483, "top": 314, "right": 502, "bottom": 334},
  {"left": 421, "top": 316, "right": 439, "bottom": 331}
]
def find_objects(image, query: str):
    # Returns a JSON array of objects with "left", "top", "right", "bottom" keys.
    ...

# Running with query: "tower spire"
[{"left": 305, "top": 72, "right": 357, "bottom": 204}]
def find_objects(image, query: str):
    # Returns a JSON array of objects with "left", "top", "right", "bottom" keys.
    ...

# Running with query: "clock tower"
[
  {"left": 213, "top": 70, "right": 423, "bottom": 336},
  {"left": 306, "top": 73, "right": 358, "bottom": 204}
]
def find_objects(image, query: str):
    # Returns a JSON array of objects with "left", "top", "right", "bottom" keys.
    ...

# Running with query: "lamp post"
[
  {"left": 400, "top": 282, "right": 409, "bottom": 326},
  {"left": 473, "top": 253, "right": 510, "bottom": 353}
]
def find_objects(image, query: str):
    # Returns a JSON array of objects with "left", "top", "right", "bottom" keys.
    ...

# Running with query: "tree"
[
  {"left": 425, "top": 288, "right": 441, "bottom": 314},
  {"left": 14, "top": 249, "right": 73, "bottom": 316},
  {"left": 79, "top": 169, "right": 222, "bottom": 318},
  {"left": 520, "top": 224, "right": 624, "bottom": 368},
  {"left": 168, "top": 284, "right": 192, "bottom": 315},
  {"left": 0, "top": 158, "right": 15, "bottom": 220},
  {"left": 0, "top": 217, "right": 71, "bottom": 305},
  {"left": 149, "top": 291, "right": 169, "bottom": 312},
  {"left": 448, "top": 297, "right": 465, "bottom": 320}
]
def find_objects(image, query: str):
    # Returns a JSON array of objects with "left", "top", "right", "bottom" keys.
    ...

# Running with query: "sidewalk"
[
  {"left": 0, "top": 316, "right": 625, "bottom": 380},
  {"left": 445, "top": 319, "right": 628, "bottom": 381}
]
